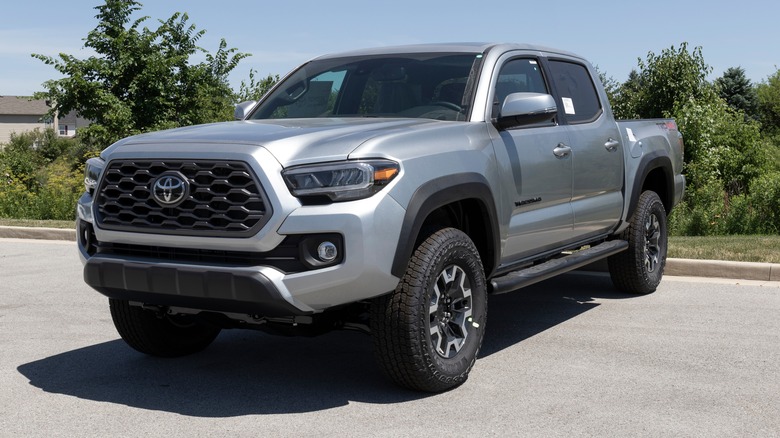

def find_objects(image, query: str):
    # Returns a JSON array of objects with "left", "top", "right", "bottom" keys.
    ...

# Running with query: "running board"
[{"left": 490, "top": 240, "right": 628, "bottom": 294}]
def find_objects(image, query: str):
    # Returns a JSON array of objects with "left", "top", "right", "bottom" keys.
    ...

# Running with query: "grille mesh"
[{"left": 95, "top": 160, "right": 270, "bottom": 236}]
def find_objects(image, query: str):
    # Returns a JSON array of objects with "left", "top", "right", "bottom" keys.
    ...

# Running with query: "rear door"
[{"left": 545, "top": 58, "right": 624, "bottom": 237}]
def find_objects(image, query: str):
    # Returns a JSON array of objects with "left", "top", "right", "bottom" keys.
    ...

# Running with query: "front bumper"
[
  {"left": 77, "top": 157, "right": 406, "bottom": 316},
  {"left": 83, "top": 252, "right": 312, "bottom": 316}
]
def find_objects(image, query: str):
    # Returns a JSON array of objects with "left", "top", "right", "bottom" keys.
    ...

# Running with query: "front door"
[{"left": 491, "top": 57, "right": 576, "bottom": 262}]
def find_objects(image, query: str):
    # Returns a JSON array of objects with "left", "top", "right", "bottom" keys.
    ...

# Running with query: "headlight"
[
  {"left": 282, "top": 160, "right": 400, "bottom": 202},
  {"left": 84, "top": 157, "right": 105, "bottom": 195}
]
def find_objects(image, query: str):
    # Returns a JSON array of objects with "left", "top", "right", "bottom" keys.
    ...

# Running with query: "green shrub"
[
  {"left": 722, "top": 193, "right": 756, "bottom": 234},
  {"left": 34, "top": 159, "right": 83, "bottom": 220},
  {"left": 669, "top": 180, "right": 724, "bottom": 235},
  {"left": 0, "top": 172, "right": 36, "bottom": 218},
  {"left": 746, "top": 171, "right": 780, "bottom": 233},
  {"left": 0, "top": 129, "right": 83, "bottom": 220},
  {"left": 671, "top": 170, "right": 780, "bottom": 236}
]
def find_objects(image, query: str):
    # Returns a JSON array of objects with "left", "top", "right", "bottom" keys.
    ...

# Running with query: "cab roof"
[{"left": 312, "top": 42, "right": 583, "bottom": 61}]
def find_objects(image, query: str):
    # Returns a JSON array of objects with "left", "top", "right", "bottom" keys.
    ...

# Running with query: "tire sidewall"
[
  {"left": 416, "top": 231, "right": 487, "bottom": 381},
  {"left": 634, "top": 192, "right": 667, "bottom": 289}
]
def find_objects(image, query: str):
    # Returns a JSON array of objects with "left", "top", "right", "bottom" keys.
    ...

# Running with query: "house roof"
[{"left": 0, "top": 96, "right": 50, "bottom": 116}]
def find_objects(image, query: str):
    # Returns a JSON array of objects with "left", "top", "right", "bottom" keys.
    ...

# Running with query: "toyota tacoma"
[{"left": 77, "top": 43, "right": 685, "bottom": 392}]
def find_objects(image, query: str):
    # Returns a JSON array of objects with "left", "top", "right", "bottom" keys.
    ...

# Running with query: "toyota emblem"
[{"left": 152, "top": 173, "right": 189, "bottom": 207}]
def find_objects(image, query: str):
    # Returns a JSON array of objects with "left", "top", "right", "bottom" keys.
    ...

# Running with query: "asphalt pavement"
[{"left": 1, "top": 238, "right": 778, "bottom": 437}]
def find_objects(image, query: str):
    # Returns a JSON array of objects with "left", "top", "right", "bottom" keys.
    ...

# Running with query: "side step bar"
[{"left": 490, "top": 240, "right": 628, "bottom": 294}]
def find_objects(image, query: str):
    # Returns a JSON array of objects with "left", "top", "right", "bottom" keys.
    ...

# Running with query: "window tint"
[
  {"left": 272, "top": 70, "right": 347, "bottom": 118},
  {"left": 492, "top": 58, "right": 547, "bottom": 118},
  {"left": 548, "top": 60, "right": 601, "bottom": 124},
  {"left": 252, "top": 54, "right": 477, "bottom": 121}
]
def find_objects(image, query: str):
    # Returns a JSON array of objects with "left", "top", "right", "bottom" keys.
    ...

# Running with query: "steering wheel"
[{"left": 428, "top": 101, "right": 462, "bottom": 111}]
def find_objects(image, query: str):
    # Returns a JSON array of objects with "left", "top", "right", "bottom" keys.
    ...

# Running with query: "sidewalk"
[{"left": 2, "top": 225, "right": 778, "bottom": 282}]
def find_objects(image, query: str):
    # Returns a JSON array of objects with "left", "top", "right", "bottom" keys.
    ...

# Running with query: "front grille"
[{"left": 95, "top": 160, "right": 271, "bottom": 237}]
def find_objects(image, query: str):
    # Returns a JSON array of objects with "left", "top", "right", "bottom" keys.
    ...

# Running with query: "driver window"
[{"left": 492, "top": 58, "right": 548, "bottom": 118}]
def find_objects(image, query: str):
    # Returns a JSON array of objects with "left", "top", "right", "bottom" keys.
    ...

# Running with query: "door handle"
[
  {"left": 553, "top": 143, "right": 571, "bottom": 158},
  {"left": 605, "top": 138, "right": 620, "bottom": 152}
]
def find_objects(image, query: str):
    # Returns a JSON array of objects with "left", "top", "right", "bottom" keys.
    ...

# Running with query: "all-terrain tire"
[
  {"left": 608, "top": 190, "right": 668, "bottom": 294},
  {"left": 109, "top": 299, "right": 221, "bottom": 357},
  {"left": 371, "top": 228, "right": 487, "bottom": 392}
]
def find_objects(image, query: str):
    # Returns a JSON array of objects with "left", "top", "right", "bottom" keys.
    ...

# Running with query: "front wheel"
[
  {"left": 371, "top": 228, "right": 487, "bottom": 392},
  {"left": 109, "top": 299, "right": 221, "bottom": 357},
  {"left": 608, "top": 190, "right": 668, "bottom": 294}
]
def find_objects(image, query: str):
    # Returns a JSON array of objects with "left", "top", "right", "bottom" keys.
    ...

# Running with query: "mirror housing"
[
  {"left": 234, "top": 100, "right": 257, "bottom": 120},
  {"left": 496, "top": 92, "right": 557, "bottom": 129}
]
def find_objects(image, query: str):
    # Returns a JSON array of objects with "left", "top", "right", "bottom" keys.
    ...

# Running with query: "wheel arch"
[
  {"left": 391, "top": 174, "right": 500, "bottom": 279},
  {"left": 626, "top": 152, "right": 675, "bottom": 220}
]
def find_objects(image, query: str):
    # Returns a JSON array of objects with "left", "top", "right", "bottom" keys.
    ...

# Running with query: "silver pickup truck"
[{"left": 77, "top": 43, "right": 685, "bottom": 392}]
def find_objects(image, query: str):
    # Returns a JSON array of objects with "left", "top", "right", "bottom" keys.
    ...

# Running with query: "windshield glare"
[{"left": 249, "top": 53, "right": 480, "bottom": 122}]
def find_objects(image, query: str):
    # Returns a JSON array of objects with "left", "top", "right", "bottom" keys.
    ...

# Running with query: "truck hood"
[{"left": 111, "top": 118, "right": 443, "bottom": 167}]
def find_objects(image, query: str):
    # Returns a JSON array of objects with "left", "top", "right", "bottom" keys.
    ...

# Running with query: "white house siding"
[
  {"left": 0, "top": 96, "right": 61, "bottom": 146},
  {"left": 0, "top": 114, "right": 48, "bottom": 146}
]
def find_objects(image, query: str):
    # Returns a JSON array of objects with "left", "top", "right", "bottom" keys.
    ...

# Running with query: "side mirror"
[
  {"left": 496, "top": 93, "right": 557, "bottom": 129},
  {"left": 234, "top": 100, "right": 257, "bottom": 120}
]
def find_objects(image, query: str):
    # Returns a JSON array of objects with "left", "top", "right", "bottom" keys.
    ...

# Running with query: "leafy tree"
[
  {"left": 610, "top": 69, "right": 643, "bottom": 119},
  {"left": 634, "top": 43, "right": 713, "bottom": 119},
  {"left": 675, "top": 97, "right": 764, "bottom": 195},
  {"left": 32, "top": 0, "right": 248, "bottom": 148},
  {"left": 614, "top": 43, "right": 778, "bottom": 236},
  {"left": 235, "top": 69, "right": 280, "bottom": 103},
  {"left": 595, "top": 66, "right": 620, "bottom": 110},
  {"left": 756, "top": 68, "right": 780, "bottom": 135},
  {"left": 613, "top": 43, "right": 769, "bottom": 195},
  {"left": 670, "top": 90, "right": 771, "bottom": 235},
  {"left": 0, "top": 132, "right": 44, "bottom": 191},
  {"left": 715, "top": 67, "right": 758, "bottom": 119}
]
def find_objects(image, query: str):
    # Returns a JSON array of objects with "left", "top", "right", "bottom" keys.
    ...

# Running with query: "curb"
[
  {"left": 0, "top": 225, "right": 77, "bottom": 241},
  {"left": 581, "top": 258, "right": 779, "bottom": 283},
  {"left": 665, "top": 258, "right": 779, "bottom": 282},
  {"left": 1, "top": 225, "right": 777, "bottom": 282}
]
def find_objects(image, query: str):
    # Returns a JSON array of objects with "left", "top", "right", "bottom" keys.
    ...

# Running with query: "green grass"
[
  {"left": 669, "top": 235, "right": 780, "bottom": 263},
  {"left": 0, "top": 219, "right": 75, "bottom": 229},
  {"left": 1, "top": 218, "right": 778, "bottom": 263}
]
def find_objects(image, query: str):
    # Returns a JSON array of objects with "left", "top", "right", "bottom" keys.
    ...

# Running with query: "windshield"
[{"left": 249, "top": 53, "right": 481, "bottom": 122}]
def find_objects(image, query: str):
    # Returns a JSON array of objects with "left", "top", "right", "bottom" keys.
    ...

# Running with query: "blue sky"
[{"left": 2, "top": 0, "right": 778, "bottom": 96}]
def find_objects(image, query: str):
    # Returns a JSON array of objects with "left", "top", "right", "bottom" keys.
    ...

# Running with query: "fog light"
[
  {"left": 317, "top": 241, "right": 338, "bottom": 262},
  {"left": 299, "top": 234, "right": 343, "bottom": 269},
  {"left": 77, "top": 219, "right": 98, "bottom": 257}
]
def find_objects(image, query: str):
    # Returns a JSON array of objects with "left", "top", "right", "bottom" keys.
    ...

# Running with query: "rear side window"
[{"left": 548, "top": 60, "right": 601, "bottom": 124}]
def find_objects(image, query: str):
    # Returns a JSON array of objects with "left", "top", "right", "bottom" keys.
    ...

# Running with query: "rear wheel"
[
  {"left": 371, "top": 228, "right": 487, "bottom": 392},
  {"left": 109, "top": 299, "right": 221, "bottom": 357},
  {"left": 608, "top": 190, "right": 668, "bottom": 294}
]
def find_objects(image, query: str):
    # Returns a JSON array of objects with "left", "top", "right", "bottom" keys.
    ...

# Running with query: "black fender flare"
[
  {"left": 626, "top": 151, "right": 675, "bottom": 220},
  {"left": 391, "top": 173, "right": 500, "bottom": 279}
]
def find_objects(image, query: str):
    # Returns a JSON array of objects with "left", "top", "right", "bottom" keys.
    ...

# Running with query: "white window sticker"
[
  {"left": 562, "top": 97, "right": 575, "bottom": 115},
  {"left": 626, "top": 127, "right": 637, "bottom": 142}
]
